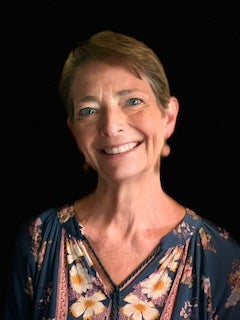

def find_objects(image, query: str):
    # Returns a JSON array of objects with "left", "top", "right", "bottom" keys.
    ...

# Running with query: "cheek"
[
  {"left": 70, "top": 127, "right": 88, "bottom": 152},
  {"left": 72, "top": 128, "right": 98, "bottom": 164},
  {"left": 139, "top": 114, "right": 165, "bottom": 138},
  {"left": 145, "top": 117, "right": 166, "bottom": 151}
]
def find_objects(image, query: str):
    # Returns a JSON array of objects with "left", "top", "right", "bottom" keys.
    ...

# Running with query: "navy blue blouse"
[{"left": 4, "top": 205, "right": 240, "bottom": 319}]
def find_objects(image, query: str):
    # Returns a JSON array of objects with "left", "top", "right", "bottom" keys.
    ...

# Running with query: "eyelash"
[
  {"left": 77, "top": 107, "right": 96, "bottom": 119},
  {"left": 127, "top": 98, "right": 142, "bottom": 106}
]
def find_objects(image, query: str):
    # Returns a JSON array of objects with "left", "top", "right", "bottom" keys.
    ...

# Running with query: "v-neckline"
[
  {"left": 82, "top": 232, "right": 163, "bottom": 292},
  {"left": 67, "top": 204, "right": 192, "bottom": 292}
]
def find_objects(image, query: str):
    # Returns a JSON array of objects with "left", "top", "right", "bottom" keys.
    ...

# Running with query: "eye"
[
  {"left": 76, "top": 107, "right": 96, "bottom": 119},
  {"left": 127, "top": 98, "right": 142, "bottom": 106}
]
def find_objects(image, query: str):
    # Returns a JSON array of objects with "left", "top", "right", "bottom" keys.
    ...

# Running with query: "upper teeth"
[{"left": 104, "top": 142, "right": 138, "bottom": 154}]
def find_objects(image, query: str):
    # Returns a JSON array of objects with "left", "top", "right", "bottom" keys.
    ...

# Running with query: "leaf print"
[
  {"left": 225, "top": 259, "right": 240, "bottom": 307},
  {"left": 199, "top": 228, "right": 216, "bottom": 253}
]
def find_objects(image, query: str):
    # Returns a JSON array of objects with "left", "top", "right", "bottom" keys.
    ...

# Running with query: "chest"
[{"left": 82, "top": 237, "right": 163, "bottom": 291}]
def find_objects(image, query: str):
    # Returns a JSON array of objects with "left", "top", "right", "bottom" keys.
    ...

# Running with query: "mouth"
[{"left": 101, "top": 142, "right": 140, "bottom": 155}]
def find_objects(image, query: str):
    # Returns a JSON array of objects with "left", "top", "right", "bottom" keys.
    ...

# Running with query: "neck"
[{"left": 74, "top": 171, "right": 182, "bottom": 232}]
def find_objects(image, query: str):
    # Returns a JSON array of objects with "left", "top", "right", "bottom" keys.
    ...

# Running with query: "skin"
[{"left": 67, "top": 61, "right": 185, "bottom": 288}]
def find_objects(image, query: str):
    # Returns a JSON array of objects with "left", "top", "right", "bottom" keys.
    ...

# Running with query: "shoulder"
[
  {"left": 185, "top": 209, "right": 240, "bottom": 257},
  {"left": 17, "top": 204, "right": 75, "bottom": 243},
  {"left": 190, "top": 212, "right": 240, "bottom": 311},
  {"left": 200, "top": 215, "right": 240, "bottom": 253},
  {"left": 27, "top": 207, "right": 61, "bottom": 232},
  {"left": 28, "top": 204, "right": 75, "bottom": 226},
  {"left": 187, "top": 210, "right": 240, "bottom": 279}
]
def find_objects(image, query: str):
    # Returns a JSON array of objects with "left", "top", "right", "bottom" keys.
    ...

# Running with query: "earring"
[
  {"left": 161, "top": 143, "right": 170, "bottom": 158},
  {"left": 82, "top": 161, "right": 89, "bottom": 172}
]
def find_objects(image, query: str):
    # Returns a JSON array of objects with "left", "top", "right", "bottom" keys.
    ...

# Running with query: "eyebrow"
[
  {"left": 79, "top": 95, "right": 97, "bottom": 103},
  {"left": 116, "top": 89, "right": 140, "bottom": 98},
  {"left": 78, "top": 88, "right": 142, "bottom": 103}
]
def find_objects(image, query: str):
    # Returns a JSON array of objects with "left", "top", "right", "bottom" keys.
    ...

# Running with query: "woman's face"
[{"left": 68, "top": 61, "right": 178, "bottom": 182}]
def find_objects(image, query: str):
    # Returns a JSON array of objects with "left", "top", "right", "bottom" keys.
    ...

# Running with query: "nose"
[{"left": 99, "top": 107, "right": 125, "bottom": 137}]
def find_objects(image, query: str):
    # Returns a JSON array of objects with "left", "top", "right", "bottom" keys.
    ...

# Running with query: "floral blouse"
[{"left": 3, "top": 205, "right": 240, "bottom": 319}]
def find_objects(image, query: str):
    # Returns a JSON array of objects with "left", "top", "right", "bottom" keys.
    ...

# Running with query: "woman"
[{"left": 4, "top": 30, "right": 240, "bottom": 319}]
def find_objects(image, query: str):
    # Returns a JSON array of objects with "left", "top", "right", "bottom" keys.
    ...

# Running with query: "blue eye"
[
  {"left": 127, "top": 98, "right": 141, "bottom": 106},
  {"left": 77, "top": 107, "right": 96, "bottom": 119}
]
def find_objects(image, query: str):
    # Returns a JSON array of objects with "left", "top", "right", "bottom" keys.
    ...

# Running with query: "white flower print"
[
  {"left": 122, "top": 293, "right": 160, "bottom": 320},
  {"left": 69, "top": 262, "right": 93, "bottom": 294},
  {"left": 141, "top": 271, "right": 172, "bottom": 299},
  {"left": 70, "top": 291, "right": 106, "bottom": 319}
]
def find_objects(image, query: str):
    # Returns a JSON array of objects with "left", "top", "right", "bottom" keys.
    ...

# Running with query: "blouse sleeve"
[
  {"left": 3, "top": 219, "right": 36, "bottom": 319},
  {"left": 200, "top": 222, "right": 240, "bottom": 318},
  {"left": 3, "top": 208, "right": 62, "bottom": 320}
]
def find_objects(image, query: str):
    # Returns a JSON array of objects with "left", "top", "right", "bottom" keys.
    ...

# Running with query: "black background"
[{"left": 2, "top": 1, "right": 240, "bottom": 314}]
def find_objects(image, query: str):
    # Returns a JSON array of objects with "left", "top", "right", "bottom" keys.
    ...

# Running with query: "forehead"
[{"left": 70, "top": 61, "right": 152, "bottom": 96}]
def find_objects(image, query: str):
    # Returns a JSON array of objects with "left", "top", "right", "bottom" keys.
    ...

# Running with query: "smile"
[{"left": 103, "top": 142, "right": 139, "bottom": 155}]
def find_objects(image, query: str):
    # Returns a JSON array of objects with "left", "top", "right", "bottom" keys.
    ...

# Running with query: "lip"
[{"left": 99, "top": 141, "right": 141, "bottom": 155}]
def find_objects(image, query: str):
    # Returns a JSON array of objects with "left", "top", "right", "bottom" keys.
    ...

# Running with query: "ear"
[{"left": 164, "top": 96, "right": 179, "bottom": 139}]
